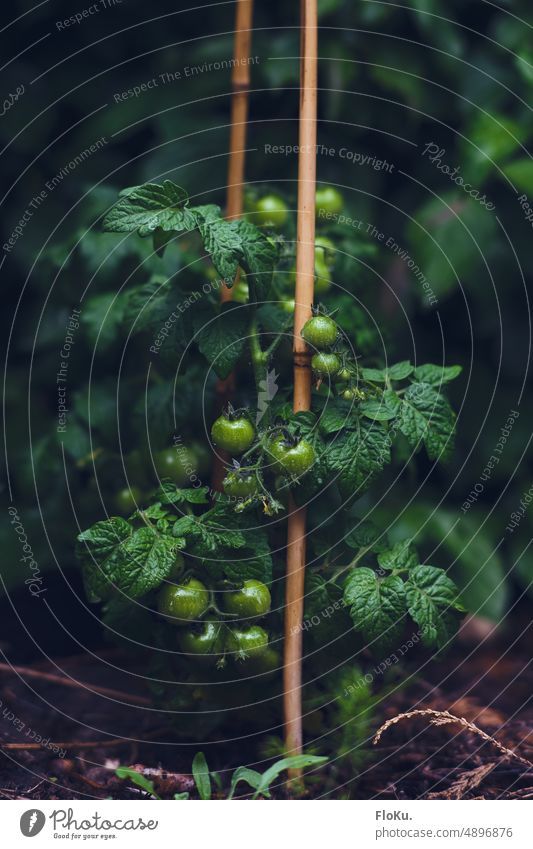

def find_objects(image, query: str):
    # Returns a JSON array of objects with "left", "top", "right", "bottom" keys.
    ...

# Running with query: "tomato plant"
[{"left": 73, "top": 180, "right": 464, "bottom": 749}]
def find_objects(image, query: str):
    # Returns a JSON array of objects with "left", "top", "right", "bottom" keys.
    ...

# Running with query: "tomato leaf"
[
  {"left": 193, "top": 302, "right": 250, "bottom": 379},
  {"left": 413, "top": 363, "right": 462, "bottom": 386},
  {"left": 325, "top": 419, "right": 390, "bottom": 497},
  {"left": 77, "top": 518, "right": 181, "bottom": 601},
  {"left": 344, "top": 567, "right": 406, "bottom": 653},
  {"left": 398, "top": 382, "right": 456, "bottom": 462},
  {"left": 103, "top": 181, "right": 195, "bottom": 236},
  {"left": 360, "top": 389, "right": 401, "bottom": 421},
  {"left": 378, "top": 539, "right": 419, "bottom": 572},
  {"left": 405, "top": 565, "right": 465, "bottom": 648}
]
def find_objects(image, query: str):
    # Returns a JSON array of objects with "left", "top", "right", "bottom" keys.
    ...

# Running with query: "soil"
[{"left": 1, "top": 601, "right": 532, "bottom": 800}]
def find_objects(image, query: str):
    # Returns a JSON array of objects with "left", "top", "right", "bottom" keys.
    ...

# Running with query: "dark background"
[{"left": 1, "top": 0, "right": 532, "bottom": 664}]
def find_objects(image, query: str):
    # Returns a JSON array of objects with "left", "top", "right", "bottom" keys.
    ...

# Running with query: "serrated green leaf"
[
  {"left": 236, "top": 218, "right": 278, "bottom": 298},
  {"left": 378, "top": 539, "right": 419, "bottom": 572},
  {"left": 326, "top": 419, "right": 390, "bottom": 497},
  {"left": 361, "top": 366, "right": 387, "bottom": 382},
  {"left": 304, "top": 572, "right": 332, "bottom": 619},
  {"left": 361, "top": 361, "right": 412, "bottom": 382},
  {"left": 193, "top": 302, "right": 250, "bottom": 379},
  {"left": 388, "top": 361, "right": 414, "bottom": 380},
  {"left": 103, "top": 181, "right": 194, "bottom": 236},
  {"left": 405, "top": 565, "right": 464, "bottom": 648},
  {"left": 360, "top": 389, "right": 401, "bottom": 421},
  {"left": 318, "top": 399, "right": 353, "bottom": 434},
  {"left": 398, "top": 382, "right": 456, "bottom": 462},
  {"left": 345, "top": 519, "right": 388, "bottom": 552},
  {"left": 344, "top": 567, "right": 406, "bottom": 653},
  {"left": 196, "top": 214, "right": 241, "bottom": 283},
  {"left": 77, "top": 518, "right": 179, "bottom": 601},
  {"left": 157, "top": 483, "right": 209, "bottom": 505},
  {"left": 413, "top": 364, "right": 462, "bottom": 386}
]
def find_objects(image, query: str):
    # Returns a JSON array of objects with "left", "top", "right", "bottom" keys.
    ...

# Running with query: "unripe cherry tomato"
[
  {"left": 211, "top": 414, "right": 255, "bottom": 455},
  {"left": 253, "top": 194, "right": 289, "bottom": 228},
  {"left": 221, "top": 579, "right": 271, "bottom": 619},
  {"left": 267, "top": 435, "right": 316, "bottom": 476},
  {"left": 157, "top": 577, "right": 209, "bottom": 626},
  {"left": 222, "top": 470, "right": 259, "bottom": 499},
  {"left": 155, "top": 447, "right": 196, "bottom": 486},
  {"left": 225, "top": 625, "right": 269, "bottom": 660},
  {"left": 178, "top": 621, "right": 224, "bottom": 658},
  {"left": 112, "top": 486, "right": 141, "bottom": 516},
  {"left": 302, "top": 315, "right": 338, "bottom": 350},
  {"left": 316, "top": 186, "right": 344, "bottom": 217},
  {"left": 312, "top": 352, "right": 341, "bottom": 378}
]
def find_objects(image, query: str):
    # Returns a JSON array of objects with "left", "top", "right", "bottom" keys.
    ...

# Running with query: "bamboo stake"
[
  {"left": 211, "top": 0, "right": 254, "bottom": 493},
  {"left": 223, "top": 0, "right": 254, "bottom": 231},
  {"left": 284, "top": 0, "right": 318, "bottom": 779}
]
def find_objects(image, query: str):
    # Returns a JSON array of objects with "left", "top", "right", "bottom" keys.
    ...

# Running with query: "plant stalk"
[
  {"left": 212, "top": 0, "right": 255, "bottom": 493},
  {"left": 284, "top": 0, "right": 318, "bottom": 782}
]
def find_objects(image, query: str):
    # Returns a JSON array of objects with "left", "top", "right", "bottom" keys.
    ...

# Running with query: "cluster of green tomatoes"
[
  {"left": 302, "top": 313, "right": 364, "bottom": 401},
  {"left": 156, "top": 564, "right": 278, "bottom": 672},
  {"left": 233, "top": 185, "right": 344, "bottom": 305}
]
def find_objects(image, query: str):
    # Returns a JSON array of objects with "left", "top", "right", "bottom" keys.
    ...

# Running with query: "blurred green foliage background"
[{"left": 1, "top": 0, "right": 532, "bottom": 656}]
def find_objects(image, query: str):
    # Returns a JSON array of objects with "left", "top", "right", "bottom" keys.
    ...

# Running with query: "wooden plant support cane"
[
  {"left": 284, "top": 0, "right": 318, "bottom": 780},
  {"left": 211, "top": 0, "right": 254, "bottom": 493}
]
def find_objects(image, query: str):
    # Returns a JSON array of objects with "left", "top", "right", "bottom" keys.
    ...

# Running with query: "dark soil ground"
[{"left": 1, "top": 589, "right": 532, "bottom": 800}]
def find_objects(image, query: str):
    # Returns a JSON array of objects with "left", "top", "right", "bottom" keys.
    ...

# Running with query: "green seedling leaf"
[
  {"left": 115, "top": 766, "right": 160, "bottom": 799},
  {"left": 192, "top": 752, "right": 212, "bottom": 800}
]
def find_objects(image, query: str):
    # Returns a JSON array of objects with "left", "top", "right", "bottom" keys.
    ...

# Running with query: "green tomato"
[
  {"left": 155, "top": 447, "right": 197, "bottom": 486},
  {"left": 301, "top": 315, "right": 338, "bottom": 350},
  {"left": 158, "top": 577, "right": 209, "bottom": 626},
  {"left": 112, "top": 486, "right": 141, "bottom": 516},
  {"left": 221, "top": 579, "right": 271, "bottom": 619},
  {"left": 280, "top": 298, "right": 295, "bottom": 313},
  {"left": 336, "top": 367, "right": 353, "bottom": 383},
  {"left": 267, "top": 435, "right": 316, "bottom": 476},
  {"left": 178, "top": 621, "right": 224, "bottom": 658},
  {"left": 248, "top": 646, "right": 280, "bottom": 674},
  {"left": 315, "top": 236, "right": 336, "bottom": 268},
  {"left": 225, "top": 625, "right": 269, "bottom": 660},
  {"left": 316, "top": 186, "right": 344, "bottom": 217},
  {"left": 222, "top": 470, "right": 259, "bottom": 499},
  {"left": 124, "top": 450, "right": 149, "bottom": 488},
  {"left": 190, "top": 441, "right": 211, "bottom": 477},
  {"left": 312, "top": 352, "right": 341, "bottom": 378},
  {"left": 211, "top": 414, "right": 255, "bottom": 455},
  {"left": 254, "top": 194, "right": 289, "bottom": 228},
  {"left": 341, "top": 388, "right": 357, "bottom": 401},
  {"left": 314, "top": 258, "right": 332, "bottom": 295}
]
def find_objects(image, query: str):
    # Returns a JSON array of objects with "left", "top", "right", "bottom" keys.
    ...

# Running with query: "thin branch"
[{"left": 0, "top": 662, "right": 151, "bottom": 706}]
